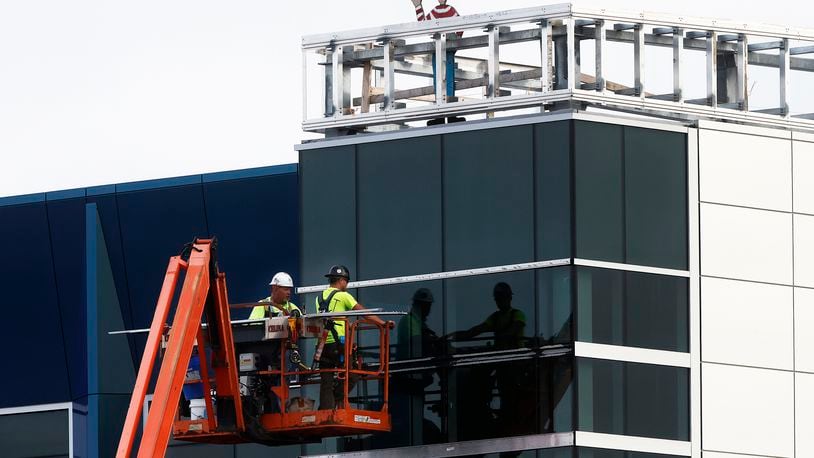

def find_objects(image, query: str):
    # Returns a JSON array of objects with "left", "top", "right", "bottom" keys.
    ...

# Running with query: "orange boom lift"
[{"left": 116, "top": 238, "right": 393, "bottom": 457}]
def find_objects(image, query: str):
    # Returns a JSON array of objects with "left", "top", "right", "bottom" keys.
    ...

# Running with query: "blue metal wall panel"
[
  {"left": 115, "top": 185, "right": 209, "bottom": 364},
  {"left": 0, "top": 203, "right": 71, "bottom": 407},
  {"left": 202, "top": 172, "right": 300, "bottom": 317},
  {"left": 46, "top": 197, "right": 88, "bottom": 400}
]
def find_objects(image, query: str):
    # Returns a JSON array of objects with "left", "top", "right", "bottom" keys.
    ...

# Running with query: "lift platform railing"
[{"left": 301, "top": 2, "right": 814, "bottom": 134}]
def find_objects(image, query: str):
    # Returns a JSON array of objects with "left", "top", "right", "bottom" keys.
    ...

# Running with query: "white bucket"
[{"left": 189, "top": 398, "right": 207, "bottom": 419}]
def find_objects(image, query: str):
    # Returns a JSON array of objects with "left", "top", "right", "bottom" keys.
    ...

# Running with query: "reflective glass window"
[
  {"left": 443, "top": 126, "right": 534, "bottom": 270},
  {"left": 357, "top": 136, "right": 442, "bottom": 280},
  {"left": 300, "top": 145, "right": 356, "bottom": 286},
  {"left": 576, "top": 267, "right": 688, "bottom": 352},
  {"left": 535, "top": 121, "right": 571, "bottom": 261},
  {"left": 446, "top": 271, "right": 535, "bottom": 351},
  {"left": 577, "top": 358, "right": 689, "bottom": 441},
  {"left": 0, "top": 409, "right": 69, "bottom": 457},
  {"left": 575, "top": 121, "right": 624, "bottom": 263},
  {"left": 624, "top": 127, "right": 687, "bottom": 270},
  {"left": 538, "top": 266, "right": 573, "bottom": 345}
]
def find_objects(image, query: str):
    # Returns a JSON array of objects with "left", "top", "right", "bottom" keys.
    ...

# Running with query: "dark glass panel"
[
  {"left": 357, "top": 136, "right": 442, "bottom": 280},
  {"left": 574, "top": 121, "right": 624, "bottom": 263},
  {"left": 0, "top": 409, "right": 69, "bottom": 457},
  {"left": 577, "top": 358, "right": 689, "bottom": 441},
  {"left": 446, "top": 271, "right": 535, "bottom": 351},
  {"left": 535, "top": 121, "right": 572, "bottom": 261},
  {"left": 537, "top": 266, "right": 573, "bottom": 345},
  {"left": 300, "top": 146, "right": 356, "bottom": 286},
  {"left": 575, "top": 267, "right": 688, "bottom": 352},
  {"left": 443, "top": 126, "right": 534, "bottom": 270},
  {"left": 624, "top": 127, "right": 687, "bottom": 270}
]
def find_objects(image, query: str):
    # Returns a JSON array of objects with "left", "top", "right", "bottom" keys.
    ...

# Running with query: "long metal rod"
[
  {"left": 736, "top": 34, "right": 748, "bottom": 110},
  {"left": 298, "top": 258, "right": 571, "bottom": 294}
]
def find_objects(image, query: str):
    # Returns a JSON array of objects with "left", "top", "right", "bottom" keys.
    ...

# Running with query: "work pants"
[{"left": 319, "top": 342, "right": 344, "bottom": 410}]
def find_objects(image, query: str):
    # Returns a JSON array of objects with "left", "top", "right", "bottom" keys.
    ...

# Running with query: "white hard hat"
[{"left": 269, "top": 272, "right": 294, "bottom": 288}]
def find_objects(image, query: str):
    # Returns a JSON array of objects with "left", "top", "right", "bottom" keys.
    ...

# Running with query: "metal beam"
[
  {"left": 706, "top": 31, "right": 717, "bottom": 107},
  {"left": 487, "top": 26, "right": 500, "bottom": 98},
  {"left": 435, "top": 33, "right": 447, "bottom": 104},
  {"left": 634, "top": 24, "right": 645, "bottom": 96},
  {"left": 382, "top": 40, "right": 395, "bottom": 111},
  {"left": 595, "top": 20, "right": 606, "bottom": 92},
  {"left": 781, "top": 38, "right": 790, "bottom": 116},
  {"left": 540, "top": 20, "right": 553, "bottom": 93}
]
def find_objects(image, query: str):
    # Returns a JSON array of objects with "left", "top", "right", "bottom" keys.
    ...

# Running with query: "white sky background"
[{"left": 0, "top": 0, "right": 809, "bottom": 197}]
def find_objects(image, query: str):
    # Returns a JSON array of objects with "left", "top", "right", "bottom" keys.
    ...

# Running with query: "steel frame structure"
[{"left": 301, "top": 3, "right": 814, "bottom": 134}]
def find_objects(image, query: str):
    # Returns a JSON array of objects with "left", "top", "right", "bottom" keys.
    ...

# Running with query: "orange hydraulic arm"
[{"left": 116, "top": 238, "right": 244, "bottom": 458}]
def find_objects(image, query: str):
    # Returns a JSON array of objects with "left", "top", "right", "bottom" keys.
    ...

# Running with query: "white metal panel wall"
[
  {"left": 701, "top": 277, "right": 793, "bottom": 371},
  {"left": 699, "top": 203, "right": 792, "bottom": 284},
  {"left": 699, "top": 129, "right": 792, "bottom": 211},
  {"left": 796, "top": 288, "right": 814, "bottom": 373},
  {"left": 793, "top": 140, "right": 814, "bottom": 214},
  {"left": 796, "top": 373, "right": 814, "bottom": 457},
  {"left": 698, "top": 126, "right": 814, "bottom": 458},
  {"left": 702, "top": 364, "right": 795, "bottom": 457}
]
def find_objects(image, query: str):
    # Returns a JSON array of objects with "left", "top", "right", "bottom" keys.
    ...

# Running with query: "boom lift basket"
[{"left": 115, "top": 238, "right": 393, "bottom": 458}]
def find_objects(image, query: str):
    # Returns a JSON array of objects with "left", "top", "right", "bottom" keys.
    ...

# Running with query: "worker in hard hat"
[
  {"left": 447, "top": 281, "right": 531, "bottom": 439},
  {"left": 446, "top": 282, "right": 526, "bottom": 350},
  {"left": 397, "top": 287, "right": 440, "bottom": 360},
  {"left": 250, "top": 272, "right": 301, "bottom": 319},
  {"left": 412, "top": 0, "right": 465, "bottom": 125},
  {"left": 316, "top": 265, "right": 385, "bottom": 410}
]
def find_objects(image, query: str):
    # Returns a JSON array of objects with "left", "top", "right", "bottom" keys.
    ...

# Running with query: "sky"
[{"left": 0, "top": 0, "right": 809, "bottom": 197}]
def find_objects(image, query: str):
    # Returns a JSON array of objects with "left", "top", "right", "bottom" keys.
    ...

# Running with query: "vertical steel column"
[
  {"left": 566, "top": 18, "right": 576, "bottom": 90},
  {"left": 706, "top": 31, "right": 718, "bottom": 107},
  {"left": 332, "top": 46, "right": 344, "bottom": 116},
  {"left": 324, "top": 49, "right": 334, "bottom": 117},
  {"left": 435, "top": 32, "right": 447, "bottom": 104},
  {"left": 595, "top": 20, "right": 606, "bottom": 92},
  {"left": 302, "top": 50, "right": 309, "bottom": 120},
  {"left": 383, "top": 40, "right": 395, "bottom": 111},
  {"left": 780, "top": 38, "right": 790, "bottom": 116},
  {"left": 540, "top": 20, "right": 553, "bottom": 93},
  {"left": 673, "top": 27, "right": 684, "bottom": 102},
  {"left": 634, "top": 24, "right": 645, "bottom": 97},
  {"left": 736, "top": 34, "right": 749, "bottom": 110},
  {"left": 487, "top": 26, "right": 500, "bottom": 98}
]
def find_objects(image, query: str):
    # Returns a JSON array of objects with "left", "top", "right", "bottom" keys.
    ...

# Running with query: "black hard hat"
[
  {"left": 325, "top": 265, "right": 350, "bottom": 279},
  {"left": 412, "top": 288, "right": 434, "bottom": 303},
  {"left": 493, "top": 282, "right": 513, "bottom": 299}
]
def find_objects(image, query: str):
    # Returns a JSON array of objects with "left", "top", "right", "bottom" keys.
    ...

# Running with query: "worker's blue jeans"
[{"left": 431, "top": 50, "right": 456, "bottom": 97}]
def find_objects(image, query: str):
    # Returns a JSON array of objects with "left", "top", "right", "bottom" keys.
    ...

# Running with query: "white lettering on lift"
[
  {"left": 188, "top": 423, "right": 203, "bottom": 432},
  {"left": 354, "top": 415, "right": 381, "bottom": 425},
  {"left": 301, "top": 415, "right": 316, "bottom": 423}
]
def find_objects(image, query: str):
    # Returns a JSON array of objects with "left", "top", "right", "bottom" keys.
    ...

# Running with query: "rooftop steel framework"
[{"left": 301, "top": 3, "right": 814, "bottom": 134}]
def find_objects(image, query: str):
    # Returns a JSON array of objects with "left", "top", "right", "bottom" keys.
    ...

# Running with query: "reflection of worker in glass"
[
  {"left": 447, "top": 282, "right": 526, "bottom": 349},
  {"left": 448, "top": 282, "right": 531, "bottom": 441},
  {"left": 390, "top": 288, "right": 443, "bottom": 446},
  {"left": 397, "top": 288, "right": 441, "bottom": 360}
]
